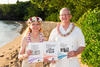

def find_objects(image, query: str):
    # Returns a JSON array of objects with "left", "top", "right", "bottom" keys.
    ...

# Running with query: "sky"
[{"left": 0, "top": 0, "right": 30, "bottom": 4}]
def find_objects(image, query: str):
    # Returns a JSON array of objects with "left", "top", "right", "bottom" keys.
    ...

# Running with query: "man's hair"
[{"left": 60, "top": 8, "right": 71, "bottom": 14}]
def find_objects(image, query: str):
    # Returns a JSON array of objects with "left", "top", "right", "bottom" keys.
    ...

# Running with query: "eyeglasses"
[
  {"left": 60, "top": 14, "right": 70, "bottom": 16},
  {"left": 32, "top": 24, "right": 40, "bottom": 26}
]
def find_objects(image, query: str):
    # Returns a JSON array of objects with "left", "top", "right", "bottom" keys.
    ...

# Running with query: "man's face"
[{"left": 59, "top": 9, "right": 72, "bottom": 23}]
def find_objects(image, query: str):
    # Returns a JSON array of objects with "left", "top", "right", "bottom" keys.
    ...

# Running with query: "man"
[{"left": 48, "top": 8, "right": 85, "bottom": 67}]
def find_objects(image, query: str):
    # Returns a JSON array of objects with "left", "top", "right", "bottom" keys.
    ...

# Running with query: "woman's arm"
[{"left": 18, "top": 37, "right": 28, "bottom": 60}]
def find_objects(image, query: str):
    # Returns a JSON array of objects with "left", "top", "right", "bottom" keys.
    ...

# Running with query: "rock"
[
  {"left": 6, "top": 57, "right": 9, "bottom": 60},
  {"left": 0, "top": 54, "right": 4, "bottom": 57}
]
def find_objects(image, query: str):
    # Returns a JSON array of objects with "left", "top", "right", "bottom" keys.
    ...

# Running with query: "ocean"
[{"left": 0, "top": 21, "right": 23, "bottom": 48}]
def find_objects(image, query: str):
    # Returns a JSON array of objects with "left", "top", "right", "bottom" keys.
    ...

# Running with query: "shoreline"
[
  {"left": 0, "top": 21, "right": 25, "bottom": 48},
  {"left": 0, "top": 35, "right": 23, "bottom": 67}
]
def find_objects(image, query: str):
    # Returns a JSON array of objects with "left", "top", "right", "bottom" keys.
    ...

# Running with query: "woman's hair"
[{"left": 23, "top": 17, "right": 43, "bottom": 37}]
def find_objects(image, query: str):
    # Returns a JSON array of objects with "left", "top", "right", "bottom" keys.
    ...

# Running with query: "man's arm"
[
  {"left": 67, "top": 27, "right": 86, "bottom": 58},
  {"left": 68, "top": 46, "right": 85, "bottom": 58}
]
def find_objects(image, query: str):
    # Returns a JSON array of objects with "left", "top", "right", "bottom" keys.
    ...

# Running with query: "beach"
[{"left": 0, "top": 22, "right": 89, "bottom": 67}]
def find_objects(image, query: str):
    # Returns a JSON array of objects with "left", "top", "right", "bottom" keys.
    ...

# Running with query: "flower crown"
[{"left": 27, "top": 17, "right": 42, "bottom": 23}]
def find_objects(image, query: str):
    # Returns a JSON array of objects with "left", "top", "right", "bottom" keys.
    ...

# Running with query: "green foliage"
[
  {"left": 0, "top": 0, "right": 100, "bottom": 22},
  {"left": 0, "top": 1, "right": 43, "bottom": 21},
  {"left": 76, "top": 8, "right": 100, "bottom": 67},
  {"left": 70, "top": 0, "right": 100, "bottom": 22},
  {"left": 45, "top": 12, "right": 60, "bottom": 22},
  {"left": 0, "top": 4, "right": 11, "bottom": 20},
  {"left": 30, "top": 0, "right": 49, "bottom": 11},
  {"left": 15, "top": 2, "right": 30, "bottom": 20},
  {"left": 30, "top": 0, "right": 100, "bottom": 22},
  {"left": 0, "top": 2, "right": 30, "bottom": 20},
  {"left": 0, "top": 5, "right": 10, "bottom": 16},
  {"left": 23, "top": 3, "right": 42, "bottom": 21}
]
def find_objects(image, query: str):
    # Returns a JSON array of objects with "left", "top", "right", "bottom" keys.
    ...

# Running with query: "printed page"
[
  {"left": 27, "top": 42, "right": 44, "bottom": 63},
  {"left": 58, "top": 42, "right": 72, "bottom": 60},
  {"left": 44, "top": 41, "right": 59, "bottom": 61}
]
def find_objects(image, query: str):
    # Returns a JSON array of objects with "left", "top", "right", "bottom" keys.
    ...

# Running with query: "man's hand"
[
  {"left": 67, "top": 47, "right": 85, "bottom": 58},
  {"left": 67, "top": 51, "right": 78, "bottom": 58}
]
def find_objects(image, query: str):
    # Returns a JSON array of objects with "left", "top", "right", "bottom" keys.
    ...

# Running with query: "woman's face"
[{"left": 30, "top": 21, "right": 41, "bottom": 32}]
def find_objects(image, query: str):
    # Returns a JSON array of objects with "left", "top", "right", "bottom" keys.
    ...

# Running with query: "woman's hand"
[
  {"left": 50, "top": 60, "right": 56, "bottom": 64},
  {"left": 44, "top": 59, "right": 50, "bottom": 63},
  {"left": 44, "top": 59, "right": 56, "bottom": 64},
  {"left": 18, "top": 54, "right": 28, "bottom": 60},
  {"left": 18, "top": 50, "right": 32, "bottom": 60},
  {"left": 27, "top": 50, "right": 32, "bottom": 56}
]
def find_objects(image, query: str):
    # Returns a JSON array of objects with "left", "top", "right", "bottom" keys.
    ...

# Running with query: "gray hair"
[{"left": 60, "top": 8, "right": 71, "bottom": 14}]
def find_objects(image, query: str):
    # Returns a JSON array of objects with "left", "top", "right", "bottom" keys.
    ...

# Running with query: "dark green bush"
[
  {"left": 76, "top": 8, "right": 100, "bottom": 67},
  {"left": 45, "top": 12, "right": 60, "bottom": 22},
  {"left": 23, "top": 4, "right": 42, "bottom": 21},
  {"left": 0, "top": 0, "right": 100, "bottom": 21}
]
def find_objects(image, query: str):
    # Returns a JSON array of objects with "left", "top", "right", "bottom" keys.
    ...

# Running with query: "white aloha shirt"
[{"left": 49, "top": 23, "right": 85, "bottom": 67}]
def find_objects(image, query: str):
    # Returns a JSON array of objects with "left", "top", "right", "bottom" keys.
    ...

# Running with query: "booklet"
[
  {"left": 58, "top": 42, "right": 72, "bottom": 60},
  {"left": 27, "top": 41, "right": 73, "bottom": 63},
  {"left": 43, "top": 42, "right": 59, "bottom": 61},
  {"left": 27, "top": 42, "right": 44, "bottom": 63}
]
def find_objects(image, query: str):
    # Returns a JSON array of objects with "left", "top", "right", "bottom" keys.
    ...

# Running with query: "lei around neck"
[{"left": 57, "top": 23, "right": 75, "bottom": 37}]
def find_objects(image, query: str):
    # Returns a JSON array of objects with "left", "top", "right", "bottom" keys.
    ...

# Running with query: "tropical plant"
[{"left": 76, "top": 7, "right": 100, "bottom": 67}]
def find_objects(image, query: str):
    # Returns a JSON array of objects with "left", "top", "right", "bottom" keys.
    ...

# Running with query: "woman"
[{"left": 18, "top": 17, "right": 44, "bottom": 67}]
